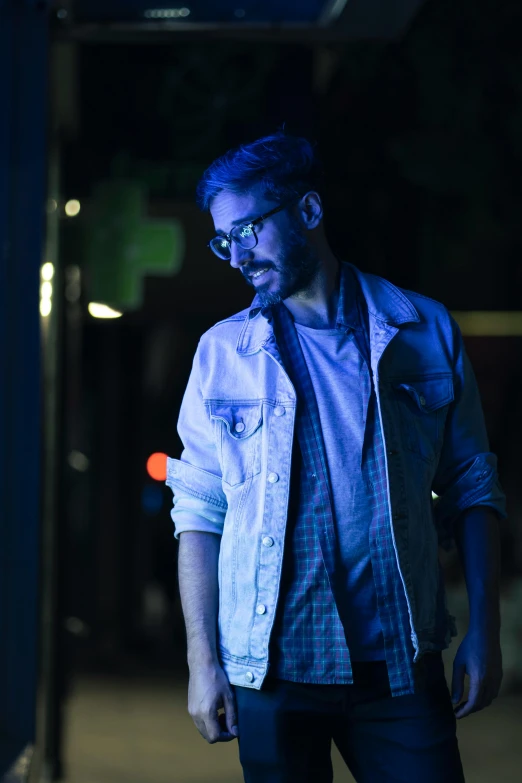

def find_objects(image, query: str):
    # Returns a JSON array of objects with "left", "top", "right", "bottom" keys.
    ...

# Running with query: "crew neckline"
[{"left": 294, "top": 322, "right": 350, "bottom": 337}]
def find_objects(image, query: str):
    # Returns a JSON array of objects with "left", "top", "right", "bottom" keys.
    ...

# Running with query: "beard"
[{"left": 242, "top": 221, "right": 321, "bottom": 307}]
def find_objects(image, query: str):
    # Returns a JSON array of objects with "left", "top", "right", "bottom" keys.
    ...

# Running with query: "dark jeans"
[{"left": 233, "top": 654, "right": 465, "bottom": 783}]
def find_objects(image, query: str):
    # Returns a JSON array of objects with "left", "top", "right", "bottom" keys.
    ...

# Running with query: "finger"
[
  {"left": 454, "top": 679, "right": 483, "bottom": 719},
  {"left": 479, "top": 684, "right": 495, "bottom": 709},
  {"left": 197, "top": 713, "right": 223, "bottom": 744},
  {"left": 223, "top": 692, "right": 239, "bottom": 737},
  {"left": 217, "top": 712, "right": 237, "bottom": 742},
  {"left": 451, "top": 663, "right": 466, "bottom": 705},
  {"left": 193, "top": 716, "right": 213, "bottom": 743}
]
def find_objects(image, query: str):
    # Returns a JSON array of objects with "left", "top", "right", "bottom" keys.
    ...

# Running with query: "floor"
[{"left": 62, "top": 660, "right": 522, "bottom": 783}]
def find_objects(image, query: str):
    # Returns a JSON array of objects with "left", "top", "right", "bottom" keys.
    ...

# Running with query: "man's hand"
[
  {"left": 451, "top": 627, "right": 503, "bottom": 719},
  {"left": 188, "top": 662, "right": 239, "bottom": 743}
]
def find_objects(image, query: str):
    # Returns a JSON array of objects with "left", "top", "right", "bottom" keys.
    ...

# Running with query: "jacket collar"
[{"left": 236, "top": 261, "right": 420, "bottom": 355}]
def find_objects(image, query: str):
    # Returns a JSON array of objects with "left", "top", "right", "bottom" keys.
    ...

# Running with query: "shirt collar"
[
  {"left": 334, "top": 261, "right": 361, "bottom": 332},
  {"left": 237, "top": 261, "right": 419, "bottom": 355}
]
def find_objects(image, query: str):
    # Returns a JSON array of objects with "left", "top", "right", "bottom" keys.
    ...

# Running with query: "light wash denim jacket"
[{"left": 166, "top": 262, "right": 507, "bottom": 690}]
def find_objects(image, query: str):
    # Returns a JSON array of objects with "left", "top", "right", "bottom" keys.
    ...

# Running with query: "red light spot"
[{"left": 147, "top": 452, "right": 168, "bottom": 481}]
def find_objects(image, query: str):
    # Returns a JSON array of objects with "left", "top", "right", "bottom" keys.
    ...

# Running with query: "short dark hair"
[{"left": 196, "top": 131, "right": 324, "bottom": 211}]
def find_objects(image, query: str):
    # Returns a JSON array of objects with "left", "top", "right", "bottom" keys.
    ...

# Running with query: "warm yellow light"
[
  {"left": 40, "top": 299, "right": 52, "bottom": 317},
  {"left": 40, "top": 281, "right": 53, "bottom": 299},
  {"left": 88, "top": 302, "right": 123, "bottom": 319},
  {"left": 65, "top": 199, "right": 81, "bottom": 217},
  {"left": 451, "top": 311, "right": 522, "bottom": 337},
  {"left": 41, "top": 262, "right": 54, "bottom": 281}
]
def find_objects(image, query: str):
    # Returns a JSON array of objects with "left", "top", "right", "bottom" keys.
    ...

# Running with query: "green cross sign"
[{"left": 84, "top": 180, "right": 184, "bottom": 311}]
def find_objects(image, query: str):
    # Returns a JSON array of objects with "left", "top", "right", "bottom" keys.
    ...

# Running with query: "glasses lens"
[
  {"left": 231, "top": 224, "right": 257, "bottom": 249},
  {"left": 209, "top": 236, "right": 231, "bottom": 260}
]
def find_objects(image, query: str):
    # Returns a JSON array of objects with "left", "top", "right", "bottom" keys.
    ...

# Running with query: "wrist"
[
  {"left": 469, "top": 603, "right": 501, "bottom": 634},
  {"left": 187, "top": 648, "right": 219, "bottom": 671}
]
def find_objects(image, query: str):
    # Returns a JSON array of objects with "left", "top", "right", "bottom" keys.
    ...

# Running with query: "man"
[{"left": 166, "top": 132, "right": 506, "bottom": 782}]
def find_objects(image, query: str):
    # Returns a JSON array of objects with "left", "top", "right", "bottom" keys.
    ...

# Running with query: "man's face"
[{"left": 210, "top": 185, "right": 321, "bottom": 306}]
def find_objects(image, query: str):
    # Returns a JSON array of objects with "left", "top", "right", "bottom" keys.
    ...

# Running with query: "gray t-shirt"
[{"left": 294, "top": 322, "right": 385, "bottom": 660}]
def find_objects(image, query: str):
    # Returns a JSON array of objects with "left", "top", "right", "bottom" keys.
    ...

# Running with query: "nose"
[{"left": 229, "top": 242, "right": 253, "bottom": 270}]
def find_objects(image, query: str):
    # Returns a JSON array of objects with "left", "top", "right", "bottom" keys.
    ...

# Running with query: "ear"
[{"left": 298, "top": 191, "right": 323, "bottom": 230}]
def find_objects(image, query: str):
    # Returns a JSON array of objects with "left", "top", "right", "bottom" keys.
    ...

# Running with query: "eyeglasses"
[{"left": 208, "top": 201, "right": 292, "bottom": 260}]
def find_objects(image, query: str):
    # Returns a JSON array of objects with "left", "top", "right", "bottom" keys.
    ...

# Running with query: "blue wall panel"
[{"left": 0, "top": 0, "right": 49, "bottom": 774}]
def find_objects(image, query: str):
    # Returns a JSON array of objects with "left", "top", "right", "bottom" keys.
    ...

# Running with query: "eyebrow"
[{"left": 215, "top": 215, "right": 257, "bottom": 236}]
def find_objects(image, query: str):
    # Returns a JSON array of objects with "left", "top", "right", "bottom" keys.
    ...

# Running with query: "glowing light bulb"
[
  {"left": 40, "top": 281, "right": 53, "bottom": 299},
  {"left": 146, "top": 452, "right": 168, "bottom": 482},
  {"left": 40, "top": 299, "right": 52, "bottom": 317},
  {"left": 65, "top": 199, "right": 81, "bottom": 217},
  {"left": 41, "top": 262, "right": 54, "bottom": 281},
  {"left": 88, "top": 302, "right": 123, "bottom": 319}
]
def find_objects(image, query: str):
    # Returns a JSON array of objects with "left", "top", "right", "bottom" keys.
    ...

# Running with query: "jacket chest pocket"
[
  {"left": 391, "top": 374, "right": 454, "bottom": 464},
  {"left": 209, "top": 401, "right": 263, "bottom": 487}
]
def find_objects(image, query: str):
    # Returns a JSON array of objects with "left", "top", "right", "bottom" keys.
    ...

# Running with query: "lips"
[{"left": 249, "top": 267, "right": 271, "bottom": 281}]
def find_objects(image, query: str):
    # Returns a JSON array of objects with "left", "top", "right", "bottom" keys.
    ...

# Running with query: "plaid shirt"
[{"left": 266, "top": 264, "right": 415, "bottom": 695}]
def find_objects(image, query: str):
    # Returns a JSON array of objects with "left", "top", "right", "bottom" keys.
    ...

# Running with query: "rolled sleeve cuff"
[
  {"left": 166, "top": 457, "right": 227, "bottom": 540},
  {"left": 433, "top": 452, "right": 507, "bottom": 551},
  {"left": 171, "top": 498, "right": 226, "bottom": 539}
]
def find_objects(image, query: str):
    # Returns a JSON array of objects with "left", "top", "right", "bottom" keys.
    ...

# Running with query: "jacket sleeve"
[
  {"left": 165, "top": 341, "right": 227, "bottom": 540},
  {"left": 432, "top": 315, "right": 507, "bottom": 550}
]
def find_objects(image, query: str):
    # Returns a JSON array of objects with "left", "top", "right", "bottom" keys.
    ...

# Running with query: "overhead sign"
[
  {"left": 84, "top": 179, "right": 184, "bottom": 311},
  {"left": 68, "top": 0, "right": 427, "bottom": 39},
  {"left": 72, "top": 1, "right": 346, "bottom": 25}
]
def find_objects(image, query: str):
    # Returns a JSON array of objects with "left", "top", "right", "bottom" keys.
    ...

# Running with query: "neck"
[{"left": 283, "top": 249, "right": 341, "bottom": 329}]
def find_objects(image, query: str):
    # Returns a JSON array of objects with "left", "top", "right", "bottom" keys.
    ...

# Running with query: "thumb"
[
  {"left": 224, "top": 691, "right": 239, "bottom": 737},
  {"left": 452, "top": 662, "right": 466, "bottom": 704}
]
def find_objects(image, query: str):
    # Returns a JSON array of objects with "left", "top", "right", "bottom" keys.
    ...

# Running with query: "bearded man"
[{"left": 166, "top": 132, "right": 506, "bottom": 783}]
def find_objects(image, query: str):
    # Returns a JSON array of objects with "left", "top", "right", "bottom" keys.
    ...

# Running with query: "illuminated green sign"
[{"left": 84, "top": 180, "right": 184, "bottom": 310}]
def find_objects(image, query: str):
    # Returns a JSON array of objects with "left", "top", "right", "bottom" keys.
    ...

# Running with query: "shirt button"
[
  {"left": 262, "top": 536, "right": 274, "bottom": 547},
  {"left": 268, "top": 472, "right": 279, "bottom": 483},
  {"left": 256, "top": 604, "right": 266, "bottom": 615},
  {"left": 234, "top": 421, "right": 245, "bottom": 433},
  {"left": 245, "top": 671, "right": 254, "bottom": 683},
  {"left": 419, "top": 395, "right": 426, "bottom": 407},
  {"left": 274, "top": 406, "right": 285, "bottom": 417}
]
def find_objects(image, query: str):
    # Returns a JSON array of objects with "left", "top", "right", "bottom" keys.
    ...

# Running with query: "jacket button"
[
  {"left": 256, "top": 604, "right": 266, "bottom": 614},
  {"left": 262, "top": 536, "right": 274, "bottom": 547},
  {"left": 419, "top": 395, "right": 426, "bottom": 406},
  {"left": 274, "top": 406, "right": 285, "bottom": 416},
  {"left": 268, "top": 472, "right": 279, "bottom": 483},
  {"left": 245, "top": 671, "right": 254, "bottom": 683},
  {"left": 234, "top": 421, "right": 245, "bottom": 433}
]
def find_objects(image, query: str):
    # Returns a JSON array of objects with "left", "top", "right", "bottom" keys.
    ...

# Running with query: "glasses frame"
[{"left": 208, "top": 200, "right": 294, "bottom": 260}]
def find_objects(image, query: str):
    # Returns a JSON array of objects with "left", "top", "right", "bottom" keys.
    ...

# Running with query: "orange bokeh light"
[{"left": 147, "top": 452, "right": 168, "bottom": 482}]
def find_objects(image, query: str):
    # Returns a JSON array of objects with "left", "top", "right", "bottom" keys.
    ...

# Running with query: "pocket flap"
[
  {"left": 393, "top": 375, "right": 454, "bottom": 412},
  {"left": 209, "top": 401, "right": 263, "bottom": 439}
]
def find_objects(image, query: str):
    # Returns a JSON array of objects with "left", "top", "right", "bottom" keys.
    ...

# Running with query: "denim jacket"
[{"left": 166, "top": 262, "right": 507, "bottom": 690}]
